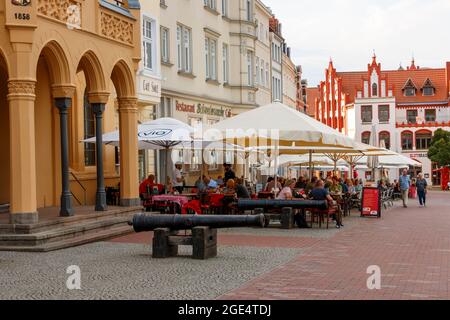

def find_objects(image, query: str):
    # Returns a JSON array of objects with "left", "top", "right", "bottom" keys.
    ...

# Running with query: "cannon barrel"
[
  {"left": 237, "top": 199, "right": 328, "bottom": 211},
  {"left": 130, "top": 214, "right": 265, "bottom": 233}
]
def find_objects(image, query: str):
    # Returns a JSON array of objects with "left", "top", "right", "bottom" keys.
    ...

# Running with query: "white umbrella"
[
  {"left": 208, "top": 102, "right": 358, "bottom": 191},
  {"left": 83, "top": 118, "right": 195, "bottom": 190}
]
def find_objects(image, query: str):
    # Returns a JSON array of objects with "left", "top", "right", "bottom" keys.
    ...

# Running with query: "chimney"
[{"left": 287, "top": 47, "right": 291, "bottom": 58}]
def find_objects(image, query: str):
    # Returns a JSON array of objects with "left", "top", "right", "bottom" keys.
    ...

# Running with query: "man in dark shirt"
[
  {"left": 223, "top": 163, "right": 236, "bottom": 183},
  {"left": 235, "top": 178, "right": 250, "bottom": 199},
  {"left": 310, "top": 180, "right": 333, "bottom": 201},
  {"left": 309, "top": 180, "right": 343, "bottom": 228}
]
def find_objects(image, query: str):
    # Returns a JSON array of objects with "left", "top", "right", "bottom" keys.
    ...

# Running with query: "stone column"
[
  {"left": 54, "top": 97, "right": 73, "bottom": 217},
  {"left": 92, "top": 103, "right": 107, "bottom": 211},
  {"left": 117, "top": 97, "right": 140, "bottom": 207},
  {"left": 7, "top": 80, "right": 38, "bottom": 224},
  {"left": 88, "top": 92, "right": 109, "bottom": 211}
]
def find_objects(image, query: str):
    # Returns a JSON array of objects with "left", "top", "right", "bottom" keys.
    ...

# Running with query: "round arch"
[
  {"left": 36, "top": 40, "right": 72, "bottom": 85},
  {"left": 110, "top": 59, "right": 136, "bottom": 98},
  {"left": 0, "top": 48, "right": 10, "bottom": 76},
  {"left": 76, "top": 50, "right": 107, "bottom": 93}
]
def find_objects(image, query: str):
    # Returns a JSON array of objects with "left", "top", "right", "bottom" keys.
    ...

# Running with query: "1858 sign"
[{"left": 12, "top": 0, "right": 31, "bottom": 21}]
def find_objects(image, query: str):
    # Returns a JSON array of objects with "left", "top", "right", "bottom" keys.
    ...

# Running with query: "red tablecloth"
[{"left": 152, "top": 195, "right": 190, "bottom": 208}]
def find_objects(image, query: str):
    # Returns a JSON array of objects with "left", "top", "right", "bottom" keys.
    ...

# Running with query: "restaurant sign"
[
  {"left": 176, "top": 100, "right": 232, "bottom": 118},
  {"left": 361, "top": 187, "right": 381, "bottom": 218}
]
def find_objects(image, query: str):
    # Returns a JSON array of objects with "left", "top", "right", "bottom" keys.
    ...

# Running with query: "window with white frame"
[
  {"left": 221, "top": 0, "right": 228, "bottom": 16},
  {"left": 260, "top": 59, "right": 265, "bottom": 86},
  {"left": 255, "top": 57, "right": 259, "bottom": 85},
  {"left": 160, "top": 26, "right": 170, "bottom": 64},
  {"left": 247, "top": 50, "right": 254, "bottom": 86},
  {"left": 222, "top": 43, "right": 229, "bottom": 84},
  {"left": 245, "top": 0, "right": 252, "bottom": 21},
  {"left": 205, "top": 37, "right": 217, "bottom": 81},
  {"left": 143, "top": 17, "right": 156, "bottom": 71},
  {"left": 177, "top": 24, "right": 192, "bottom": 73},
  {"left": 265, "top": 63, "right": 269, "bottom": 87},
  {"left": 204, "top": 0, "right": 216, "bottom": 10}
]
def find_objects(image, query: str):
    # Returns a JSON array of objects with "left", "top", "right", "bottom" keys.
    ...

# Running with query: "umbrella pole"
[
  {"left": 165, "top": 147, "right": 169, "bottom": 194},
  {"left": 309, "top": 150, "right": 313, "bottom": 180}
]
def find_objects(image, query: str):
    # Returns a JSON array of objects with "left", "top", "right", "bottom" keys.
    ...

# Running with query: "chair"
[{"left": 310, "top": 201, "right": 337, "bottom": 229}]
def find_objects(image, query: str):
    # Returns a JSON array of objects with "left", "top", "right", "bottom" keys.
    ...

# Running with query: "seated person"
[
  {"left": 276, "top": 179, "right": 296, "bottom": 200},
  {"left": 264, "top": 177, "right": 282, "bottom": 193},
  {"left": 309, "top": 180, "right": 343, "bottom": 228},
  {"left": 203, "top": 175, "right": 219, "bottom": 192},
  {"left": 329, "top": 176, "right": 343, "bottom": 194},
  {"left": 223, "top": 179, "right": 237, "bottom": 195},
  {"left": 295, "top": 177, "right": 307, "bottom": 190},
  {"left": 216, "top": 176, "right": 224, "bottom": 186},
  {"left": 346, "top": 179, "right": 356, "bottom": 195},
  {"left": 139, "top": 174, "right": 163, "bottom": 198},
  {"left": 235, "top": 178, "right": 251, "bottom": 199},
  {"left": 304, "top": 176, "right": 318, "bottom": 194}
]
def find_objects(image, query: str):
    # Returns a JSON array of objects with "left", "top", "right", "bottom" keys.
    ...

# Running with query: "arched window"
[
  {"left": 401, "top": 131, "right": 413, "bottom": 151},
  {"left": 372, "top": 83, "right": 378, "bottom": 96},
  {"left": 416, "top": 130, "right": 432, "bottom": 150},
  {"left": 83, "top": 90, "right": 96, "bottom": 166},
  {"left": 379, "top": 131, "right": 391, "bottom": 150},
  {"left": 361, "top": 131, "right": 371, "bottom": 145}
]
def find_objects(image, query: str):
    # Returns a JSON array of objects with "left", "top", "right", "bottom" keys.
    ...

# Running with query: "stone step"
[
  {"left": 0, "top": 215, "right": 134, "bottom": 247},
  {"left": 0, "top": 224, "right": 134, "bottom": 252},
  {"left": 0, "top": 206, "right": 142, "bottom": 234},
  {"left": 0, "top": 204, "right": 9, "bottom": 214}
]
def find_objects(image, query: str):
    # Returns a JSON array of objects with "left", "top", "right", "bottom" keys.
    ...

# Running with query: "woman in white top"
[{"left": 276, "top": 179, "right": 296, "bottom": 200}]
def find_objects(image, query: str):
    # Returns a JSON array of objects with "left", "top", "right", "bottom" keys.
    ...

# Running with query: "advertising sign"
[{"left": 361, "top": 187, "right": 381, "bottom": 218}]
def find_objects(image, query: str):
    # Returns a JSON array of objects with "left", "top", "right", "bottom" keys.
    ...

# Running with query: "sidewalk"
[{"left": 220, "top": 191, "right": 450, "bottom": 300}]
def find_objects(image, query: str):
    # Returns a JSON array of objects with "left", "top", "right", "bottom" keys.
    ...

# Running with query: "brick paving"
[
  {"left": 219, "top": 191, "right": 450, "bottom": 300},
  {"left": 1, "top": 191, "right": 449, "bottom": 300}
]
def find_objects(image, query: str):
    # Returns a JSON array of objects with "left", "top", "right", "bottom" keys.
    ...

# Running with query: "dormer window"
[
  {"left": 421, "top": 78, "right": 435, "bottom": 96},
  {"left": 402, "top": 79, "right": 417, "bottom": 97}
]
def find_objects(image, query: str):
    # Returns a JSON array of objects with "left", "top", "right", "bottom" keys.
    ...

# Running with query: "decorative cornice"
[
  {"left": 117, "top": 97, "right": 138, "bottom": 113},
  {"left": 7, "top": 80, "right": 36, "bottom": 100},
  {"left": 396, "top": 121, "right": 450, "bottom": 128},
  {"left": 51, "top": 84, "right": 76, "bottom": 99},
  {"left": 88, "top": 91, "right": 110, "bottom": 104}
]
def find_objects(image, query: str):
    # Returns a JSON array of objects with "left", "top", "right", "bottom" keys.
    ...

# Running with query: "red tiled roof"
[
  {"left": 335, "top": 66, "right": 449, "bottom": 104},
  {"left": 385, "top": 68, "right": 448, "bottom": 103}
]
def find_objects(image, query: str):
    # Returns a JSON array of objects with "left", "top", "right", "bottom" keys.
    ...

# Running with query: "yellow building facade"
[{"left": 0, "top": 0, "right": 142, "bottom": 224}]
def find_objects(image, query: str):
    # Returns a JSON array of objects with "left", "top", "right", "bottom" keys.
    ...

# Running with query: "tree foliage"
[{"left": 428, "top": 129, "right": 450, "bottom": 167}]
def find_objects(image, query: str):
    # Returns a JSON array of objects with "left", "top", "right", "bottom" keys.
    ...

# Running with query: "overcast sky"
[{"left": 263, "top": 0, "right": 450, "bottom": 87}]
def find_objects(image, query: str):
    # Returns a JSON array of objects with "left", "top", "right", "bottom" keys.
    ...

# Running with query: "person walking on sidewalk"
[
  {"left": 399, "top": 169, "right": 411, "bottom": 208},
  {"left": 416, "top": 173, "right": 428, "bottom": 207}
]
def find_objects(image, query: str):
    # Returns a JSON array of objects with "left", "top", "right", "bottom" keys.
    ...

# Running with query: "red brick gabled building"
[{"left": 313, "top": 55, "right": 450, "bottom": 185}]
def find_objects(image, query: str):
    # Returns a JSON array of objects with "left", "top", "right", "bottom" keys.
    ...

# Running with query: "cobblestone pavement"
[
  {"left": 1, "top": 192, "right": 450, "bottom": 300},
  {"left": 0, "top": 243, "right": 300, "bottom": 300},
  {"left": 220, "top": 191, "right": 450, "bottom": 300}
]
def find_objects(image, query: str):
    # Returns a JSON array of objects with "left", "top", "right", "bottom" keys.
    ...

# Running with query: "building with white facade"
[{"left": 313, "top": 55, "right": 450, "bottom": 185}]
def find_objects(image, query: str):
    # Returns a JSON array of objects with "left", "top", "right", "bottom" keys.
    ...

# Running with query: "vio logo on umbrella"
[
  {"left": 138, "top": 129, "right": 173, "bottom": 138},
  {"left": 12, "top": 0, "right": 31, "bottom": 6}
]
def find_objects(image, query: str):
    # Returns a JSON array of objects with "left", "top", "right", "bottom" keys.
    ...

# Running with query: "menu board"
[{"left": 361, "top": 187, "right": 381, "bottom": 218}]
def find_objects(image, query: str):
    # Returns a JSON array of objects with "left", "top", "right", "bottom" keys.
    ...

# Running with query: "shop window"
[{"left": 416, "top": 131, "right": 432, "bottom": 150}]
